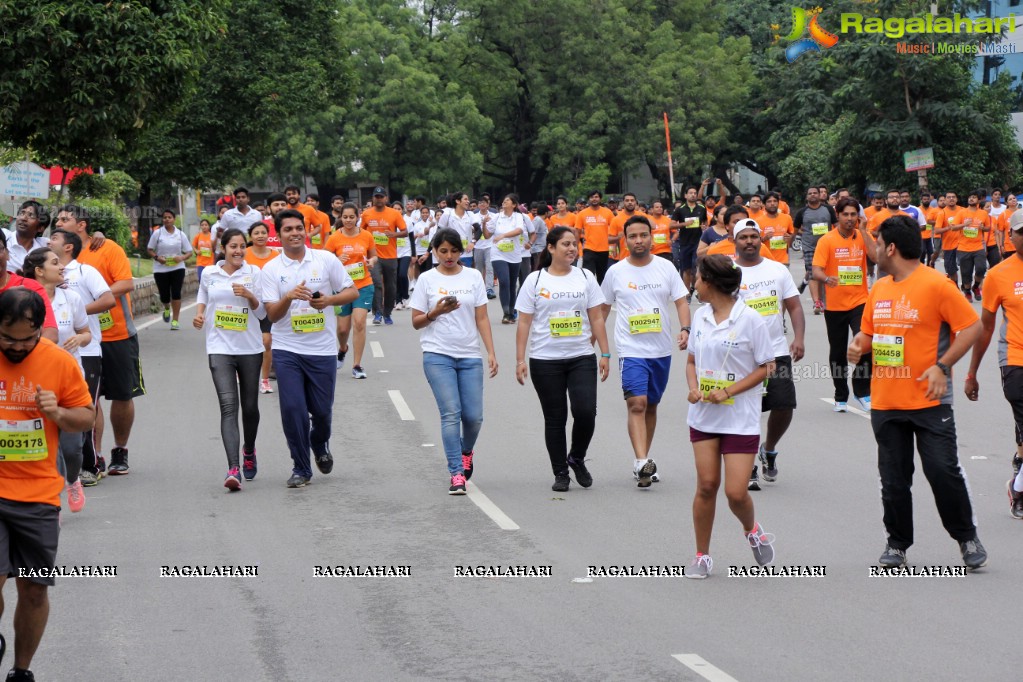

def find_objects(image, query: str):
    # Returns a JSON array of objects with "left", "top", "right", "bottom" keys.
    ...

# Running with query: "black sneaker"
[
  {"left": 797, "top": 278, "right": 808, "bottom": 294},
  {"left": 959, "top": 536, "right": 987, "bottom": 569},
  {"left": 107, "top": 447, "right": 129, "bottom": 475},
  {"left": 878, "top": 544, "right": 907, "bottom": 568},
  {"left": 748, "top": 465, "right": 761, "bottom": 491},
  {"left": 567, "top": 457, "right": 592, "bottom": 488},
  {"left": 96, "top": 454, "right": 107, "bottom": 476},
  {"left": 461, "top": 451, "right": 474, "bottom": 481},
  {"left": 759, "top": 444, "right": 778, "bottom": 482},
  {"left": 286, "top": 474, "right": 310, "bottom": 488},
  {"left": 636, "top": 459, "right": 656, "bottom": 488},
  {"left": 313, "top": 447, "right": 333, "bottom": 474},
  {"left": 551, "top": 475, "right": 570, "bottom": 492},
  {"left": 6, "top": 670, "right": 34, "bottom": 682},
  {"left": 1013, "top": 455, "right": 1022, "bottom": 478},
  {"left": 1008, "top": 479, "right": 1023, "bottom": 519}
]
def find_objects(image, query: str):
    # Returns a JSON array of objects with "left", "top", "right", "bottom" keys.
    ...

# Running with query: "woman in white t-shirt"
[
  {"left": 684, "top": 254, "right": 776, "bottom": 579},
  {"left": 485, "top": 193, "right": 530, "bottom": 324},
  {"left": 194, "top": 228, "right": 266, "bottom": 491},
  {"left": 147, "top": 208, "right": 194, "bottom": 330},
  {"left": 414, "top": 207, "right": 437, "bottom": 273},
  {"left": 410, "top": 228, "right": 498, "bottom": 496},
  {"left": 438, "top": 192, "right": 476, "bottom": 268},
  {"left": 514, "top": 226, "right": 610, "bottom": 492},
  {"left": 22, "top": 247, "right": 92, "bottom": 512}
]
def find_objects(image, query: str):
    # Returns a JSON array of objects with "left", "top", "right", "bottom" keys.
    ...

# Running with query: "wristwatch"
[
  {"left": 681, "top": 326, "right": 691, "bottom": 333},
  {"left": 936, "top": 361, "right": 951, "bottom": 376}
]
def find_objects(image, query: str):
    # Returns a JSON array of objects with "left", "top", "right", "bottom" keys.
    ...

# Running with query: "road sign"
[
  {"left": 904, "top": 148, "right": 934, "bottom": 173},
  {"left": 0, "top": 162, "right": 50, "bottom": 198}
]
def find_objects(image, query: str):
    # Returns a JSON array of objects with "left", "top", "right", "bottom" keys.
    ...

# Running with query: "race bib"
[
  {"left": 463, "top": 238, "right": 470, "bottom": 250},
  {"left": 291, "top": 307, "right": 326, "bottom": 334},
  {"left": 497, "top": 240, "right": 515, "bottom": 253},
  {"left": 373, "top": 232, "right": 389, "bottom": 246},
  {"left": 963, "top": 227, "right": 979, "bottom": 239},
  {"left": 872, "top": 334, "right": 904, "bottom": 367},
  {"left": 698, "top": 369, "right": 736, "bottom": 405},
  {"left": 653, "top": 233, "right": 668, "bottom": 244},
  {"left": 628, "top": 312, "right": 662, "bottom": 334},
  {"left": 811, "top": 223, "right": 828, "bottom": 236},
  {"left": 311, "top": 234, "right": 322, "bottom": 246},
  {"left": 346, "top": 262, "right": 366, "bottom": 281},
  {"left": 396, "top": 237, "right": 409, "bottom": 248},
  {"left": 838, "top": 265, "right": 863, "bottom": 286},
  {"left": 745, "top": 291, "right": 779, "bottom": 316},
  {"left": 418, "top": 238, "right": 431, "bottom": 249},
  {"left": 769, "top": 236, "right": 787, "bottom": 250},
  {"left": 549, "top": 310, "right": 582, "bottom": 337},
  {"left": 165, "top": 255, "right": 177, "bottom": 265},
  {"left": 98, "top": 310, "right": 114, "bottom": 331},
  {"left": 0, "top": 419, "right": 47, "bottom": 461},
  {"left": 685, "top": 217, "right": 700, "bottom": 229},
  {"left": 214, "top": 305, "right": 248, "bottom": 332},
  {"left": 199, "top": 247, "right": 212, "bottom": 258}
]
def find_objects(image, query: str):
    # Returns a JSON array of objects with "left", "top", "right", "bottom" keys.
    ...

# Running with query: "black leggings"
[
  {"left": 823, "top": 305, "right": 871, "bottom": 403},
  {"left": 209, "top": 353, "right": 262, "bottom": 468},
  {"left": 529, "top": 354, "right": 598, "bottom": 476},
  {"left": 154, "top": 269, "right": 186, "bottom": 303}
]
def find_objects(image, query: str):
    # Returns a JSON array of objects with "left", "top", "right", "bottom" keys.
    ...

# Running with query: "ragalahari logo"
[{"left": 783, "top": 6, "right": 840, "bottom": 62}]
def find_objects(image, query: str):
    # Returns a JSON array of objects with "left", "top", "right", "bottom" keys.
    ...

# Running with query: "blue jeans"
[
  {"left": 272, "top": 350, "right": 337, "bottom": 478},
  {"left": 493, "top": 259, "right": 517, "bottom": 317},
  {"left": 422, "top": 352, "right": 484, "bottom": 475}
]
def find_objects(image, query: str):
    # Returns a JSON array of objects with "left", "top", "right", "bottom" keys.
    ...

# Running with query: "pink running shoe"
[
  {"left": 448, "top": 474, "right": 467, "bottom": 495},
  {"left": 224, "top": 467, "right": 242, "bottom": 491},
  {"left": 67, "top": 480, "right": 86, "bottom": 513}
]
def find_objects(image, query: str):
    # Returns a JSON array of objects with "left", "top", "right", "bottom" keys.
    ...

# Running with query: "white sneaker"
[
  {"left": 853, "top": 395, "right": 872, "bottom": 412},
  {"left": 394, "top": 301, "right": 405, "bottom": 310},
  {"left": 685, "top": 554, "right": 713, "bottom": 579},
  {"left": 834, "top": 401, "right": 848, "bottom": 413}
]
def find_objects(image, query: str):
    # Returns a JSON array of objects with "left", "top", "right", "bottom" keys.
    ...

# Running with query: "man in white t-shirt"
[
  {"left": 262, "top": 209, "right": 358, "bottom": 488},
  {"left": 601, "top": 215, "right": 691, "bottom": 487},
  {"left": 220, "top": 187, "right": 264, "bottom": 234},
  {"left": 734, "top": 218, "right": 805, "bottom": 490},
  {"left": 473, "top": 195, "right": 496, "bottom": 299}
]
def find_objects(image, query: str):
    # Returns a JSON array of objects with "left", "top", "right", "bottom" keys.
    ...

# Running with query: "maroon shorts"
[{"left": 689, "top": 427, "right": 759, "bottom": 454}]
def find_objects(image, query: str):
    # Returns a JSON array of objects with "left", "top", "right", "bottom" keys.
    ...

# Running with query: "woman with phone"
[{"left": 410, "top": 228, "right": 498, "bottom": 495}]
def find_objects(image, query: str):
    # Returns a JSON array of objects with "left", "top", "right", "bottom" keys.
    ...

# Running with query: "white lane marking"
[
  {"left": 379, "top": 370, "right": 390, "bottom": 373},
  {"left": 136, "top": 302, "right": 199, "bottom": 331},
  {"left": 388, "top": 390, "right": 415, "bottom": 420},
  {"left": 371, "top": 341, "right": 384, "bottom": 358},
  {"left": 421, "top": 443, "right": 435, "bottom": 447},
  {"left": 820, "top": 398, "right": 871, "bottom": 421},
  {"left": 672, "top": 654, "right": 739, "bottom": 682},
  {"left": 466, "top": 482, "right": 520, "bottom": 530}
]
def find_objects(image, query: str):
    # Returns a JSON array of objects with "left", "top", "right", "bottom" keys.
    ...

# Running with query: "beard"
[{"left": 2, "top": 348, "right": 30, "bottom": 363}]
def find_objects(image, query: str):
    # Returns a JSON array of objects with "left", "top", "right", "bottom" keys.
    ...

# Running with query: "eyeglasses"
[{"left": 0, "top": 329, "right": 40, "bottom": 348}]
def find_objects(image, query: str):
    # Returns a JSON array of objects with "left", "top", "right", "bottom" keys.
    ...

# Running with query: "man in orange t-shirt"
[
  {"left": 996, "top": 193, "right": 1018, "bottom": 256},
  {"left": 848, "top": 214, "right": 985, "bottom": 569},
  {"left": 193, "top": 222, "right": 215, "bottom": 281},
  {"left": 934, "top": 191, "right": 963, "bottom": 288},
  {"left": 956, "top": 188, "right": 992, "bottom": 301},
  {"left": 608, "top": 193, "right": 645, "bottom": 262},
  {"left": 967, "top": 209, "right": 1023, "bottom": 517},
  {"left": 647, "top": 200, "right": 673, "bottom": 260},
  {"left": 917, "top": 191, "right": 939, "bottom": 267},
  {"left": 361, "top": 187, "right": 407, "bottom": 323},
  {"left": 759, "top": 192, "right": 794, "bottom": 264},
  {"left": 577, "top": 190, "right": 615, "bottom": 283},
  {"left": 304, "top": 194, "right": 333, "bottom": 249},
  {"left": 0, "top": 287, "right": 94, "bottom": 679}
]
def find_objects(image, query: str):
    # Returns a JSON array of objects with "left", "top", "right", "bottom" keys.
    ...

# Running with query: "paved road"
[{"left": 40, "top": 261, "right": 1019, "bottom": 681}]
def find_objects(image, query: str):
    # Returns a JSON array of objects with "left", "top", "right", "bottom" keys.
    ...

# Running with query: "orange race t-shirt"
[
  {"left": 193, "top": 232, "right": 214, "bottom": 267},
  {"left": 78, "top": 240, "right": 134, "bottom": 341},
  {"left": 649, "top": 214, "right": 673, "bottom": 256},
  {"left": 957, "top": 207, "right": 990, "bottom": 253},
  {"left": 863, "top": 205, "right": 881, "bottom": 221},
  {"left": 608, "top": 211, "right": 646, "bottom": 261},
  {"left": 866, "top": 208, "right": 908, "bottom": 236},
  {"left": 982, "top": 255, "right": 1023, "bottom": 366},
  {"left": 304, "top": 208, "right": 332, "bottom": 249},
  {"left": 940, "top": 207, "right": 963, "bottom": 251},
  {"left": 360, "top": 207, "right": 406, "bottom": 260},
  {"left": 779, "top": 199, "right": 790, "bottom": 215},
  {"left": 244, "top": 248, "right": 280, "bottom": 270},
  {"left": 861, "top": 266, "right": 978, "bottom": 410},
  {"left": 812, "top": 228, "right": 872, "bottom": 312},
  {"left": 325, "top": 229, "right": 376, "bottom": 289},
  {"left": 547, "top": 213, "right": 577, "bottom": 232},
  {"left": 747, "top": 208, "right": 766, "bottom": 223},
  {"left": 0, "top": 339, "right": 92, "bottom": 506},
  {"left": 576, "top": 206, "right": 615, "bottom": 253},
  {"left": 920, "top": 205, "right": 941, "bottom": 239},
  {"left": 999, "top": 208, "right": 1017, "bottom": 254},
  {"left": 758, "top": 211, "right": 795, "bottom": 264}
]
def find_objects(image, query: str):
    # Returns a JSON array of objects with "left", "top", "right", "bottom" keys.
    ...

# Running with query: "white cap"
[
  {"left": 1010, "top": 211, "right": 1023, "bottom": 233},
  {"left": 733, "top": 218, "right": 761, "bottom": 239}
]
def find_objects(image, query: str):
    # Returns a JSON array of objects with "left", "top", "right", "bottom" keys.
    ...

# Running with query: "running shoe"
[
  {"left": 352, "top": 366, "right": 367, "bottom": 379},
  {"left": 748, "top": 465, "right": 761, "bottom": 491},
  {"left": 372, "top": 314, "right": 383, "bottom": 325},
  {"left": 685, "top": 554, "right": 713, "bottom": 580},
  {"left": 108, "top": 447, "right": 129, "bottom": 475},
  {"left": 449, "top": 473, "right": 467, "bottom": 495},
  {"left": 79, "top": 470, "right": 99, "bottom": 487},
  {"left": 286, "top": 474, "right": 310, "bottom": 488},
  {"left": 242, "top": 449, "right": 257, "bottom": 481},
  {"left": 636, "top": 459, "right": 656, "bottom": 488},
  {"left": 383, "top": 316, "right": 393, "bottom": 325},
  {"left": 170, "top": 320, "right": 180, "bottom": 330},
  {"left": 1013, "top": 455, "right": 1023, "bottom": 478},
  {"left": 67, "top": 480, "right": 85, "bottom": 513},
  {"left": 797, "top": 278, "right": 808, "bottom": 294},
  {"left": 972, "top": 284, "right": 982, "bottom": 299},
  {"left": 853, "top": 395, "right": 872, "bottom": 412},
  {"left": 259, "top": 379, "right": 273, "bottom": 394},
  {"left": 501, "top": 315, "right": 513, "bottom": 324},
  {"left": 314, "top": 446, "right": 334, "bottom": 474},
  {"left": 486, "top": 290, "right": 496, "bottom": 300},
  {"left": 162, "top": 309, "right": 170, "bottom": 323},
  {"left": 567, "top": 457, "right": 593, "bottom": 488},
  {"left": 746, "top": 523, "right": 775, "bottom": 566},
  {"left": 813, "top": 300, "right": 823, "bottom": 315},
  {"left": 878, "top": 545, "right": 907, "bottom": 567},
  {"left": 6, "top": 669, "right": 34, "bottom": 681},
  {"left": 959, "top": 536, "right": 987, "bottom": 569},
  {"left": 964, "top": 289, "right": 973, "bottom": 302},
  {"left": 224, "top": 467, "right": 241, "bottom": 491},
  {"left": 393, "top": 301, "right": 404, "bottom": 311},
  {"left": 1008, "top": 479, "right": 1023, "bottom": 519},
  {"left": 337, "top": 348, "right": 347, "bottom": 369},
  {"left": 96, "top": 454, "right": 107, "bottom": 476},
  {"left": 462, "top": 451, "right": 474, "bottom": 481},
  {"left": 551, "top": 474, "right": 570, "bottom": 492},
  {"left": 833, "top": 401, "right": 848, "bottom": 413},
  {"left": 759, "top": 444, "right": 778, "bottom": 482}
]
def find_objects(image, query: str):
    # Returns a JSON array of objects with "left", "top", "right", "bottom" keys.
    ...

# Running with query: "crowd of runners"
[{"left": 0, "top": 176, "right": 1021, "bottom": 676}]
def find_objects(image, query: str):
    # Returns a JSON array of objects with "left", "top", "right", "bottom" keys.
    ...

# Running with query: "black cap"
[{"left": 373, "top": 186, "right": 387, "bottom": 196}]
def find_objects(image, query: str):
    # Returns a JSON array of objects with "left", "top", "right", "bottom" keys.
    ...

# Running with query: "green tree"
[{"left": 0, "top": 1, "right": 223, "bottom": 167}]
